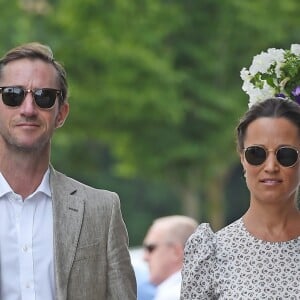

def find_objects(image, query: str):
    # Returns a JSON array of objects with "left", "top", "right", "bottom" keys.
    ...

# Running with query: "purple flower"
[
  {"left": 275, "top": 93, "right": 286, "bottom": 99},
  {"left": 292, "top": 86, "right": 300, "bottom": 104}
]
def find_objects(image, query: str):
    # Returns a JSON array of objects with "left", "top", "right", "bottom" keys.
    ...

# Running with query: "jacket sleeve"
[{"left": 106, "top": 192, "right": 137, "bottom": 299}]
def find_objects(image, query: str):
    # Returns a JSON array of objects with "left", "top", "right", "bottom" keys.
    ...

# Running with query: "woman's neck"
[{"left": 243, "top": 205, "right": 300, "bottom": 242}]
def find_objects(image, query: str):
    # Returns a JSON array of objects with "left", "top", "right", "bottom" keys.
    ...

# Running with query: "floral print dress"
[{"left": 180, "top": 218, "right": 300, "bottom": 299}]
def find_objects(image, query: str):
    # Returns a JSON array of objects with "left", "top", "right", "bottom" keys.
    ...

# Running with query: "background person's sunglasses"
[
  {"left": 0, "top": 86, "right": 62, "bottom": 109},
  {"left": 143, "top": 243, "right": 158, "bottom": 253},
  {"left": 244, "top": 145, "right": 299, "bottom": 167}
]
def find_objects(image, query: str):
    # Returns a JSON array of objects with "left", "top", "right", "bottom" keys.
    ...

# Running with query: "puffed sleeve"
[{"left": 180, "top": 223, "right": 216, "bottom": 300}]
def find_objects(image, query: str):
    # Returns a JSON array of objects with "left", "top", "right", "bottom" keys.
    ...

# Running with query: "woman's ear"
[
  {"left": 240, "top": 151, "right": 246, "bottom": 167},
  {"left": 55, "top": 102, "right": 69, "bottom": 128},
  {"left": 240, "top": 152, "right": 247, "bottom": 178}
]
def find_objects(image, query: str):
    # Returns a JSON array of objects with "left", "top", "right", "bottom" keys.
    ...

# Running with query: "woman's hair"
[
  {"left": 236, "top": 97, "right": 300, "bottom": 152},
  {"left": 0, "top": 42, "right": 68, "bottom": 104}
]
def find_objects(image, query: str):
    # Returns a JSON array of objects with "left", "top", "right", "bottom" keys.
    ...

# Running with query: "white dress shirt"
[
  {"left": 154, "top": 270, "right": 182, "bottom": 300},
  {"left": 0, "top": 169, "right": 55, "bottom": 300}
]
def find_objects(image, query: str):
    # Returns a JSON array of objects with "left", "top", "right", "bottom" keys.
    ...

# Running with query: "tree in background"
[{"left": 53, "top": 0, "right": 240, "bottom": 229}]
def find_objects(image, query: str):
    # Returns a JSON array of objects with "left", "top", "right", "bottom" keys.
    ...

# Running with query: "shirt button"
[{"left": 22, "top": 245, "right": 28, "bottom": 252}]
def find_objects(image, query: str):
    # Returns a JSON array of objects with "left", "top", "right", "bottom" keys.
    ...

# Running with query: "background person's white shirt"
[
  {"left": 0, "top": 169, "right": 55, "bottom": 300},
  {"left": 154, "top": 270, "right": 182, "bottom": 300}
]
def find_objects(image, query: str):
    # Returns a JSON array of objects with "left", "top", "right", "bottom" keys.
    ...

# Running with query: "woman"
[
  {"left": 181, "top": 45, "right": 300, "bottom": 299},
  {"left": 181, "top": 98, "right": 300, "bottom": 299}
]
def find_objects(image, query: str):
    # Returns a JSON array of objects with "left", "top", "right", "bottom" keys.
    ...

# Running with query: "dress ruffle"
[
  {"left": 181, "top": 223, "right": 217, "bottom": 299},
  {"left": 185, "top": 223, "right": 216, "bottom": 260}
]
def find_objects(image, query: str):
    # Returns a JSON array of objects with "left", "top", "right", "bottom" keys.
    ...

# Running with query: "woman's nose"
[{"left": 264, "top": 152, "right": 279, "bottom": 172}]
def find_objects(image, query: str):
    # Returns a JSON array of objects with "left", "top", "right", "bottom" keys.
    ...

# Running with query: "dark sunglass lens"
[
  {"left": 144, "top": 244, "right": 157, "bottom": 253},
  {"left": 2, "top": 87, "right": 24, "bottom": 107},
  {"left": 34, "top": 89, "right": 57, "bottom": 108},
  {"left": 277, "top": 147, "right": 298, "bottom": 167},
  {"left": 245, "top": 146, "right": 266, "bottom": 165}
]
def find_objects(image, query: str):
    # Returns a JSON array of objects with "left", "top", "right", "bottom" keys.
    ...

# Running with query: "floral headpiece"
[{"left": 240, "top": 44, "right": 300, "bottom": 107}]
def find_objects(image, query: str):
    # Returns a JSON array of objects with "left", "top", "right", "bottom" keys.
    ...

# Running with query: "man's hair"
[
  {"left": 152, "top": 215, "right": 198, "bottom": 247},
  {"left": 0, "top": 42, "right": 68, "bottom": 104}
]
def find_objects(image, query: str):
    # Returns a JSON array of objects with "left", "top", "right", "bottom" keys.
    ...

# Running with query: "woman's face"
[{"left": 240, "top": 117, "right": 300, "bottom": 205}]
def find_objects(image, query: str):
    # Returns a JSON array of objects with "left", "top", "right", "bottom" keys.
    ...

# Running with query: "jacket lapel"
[{"left": 50, "top": 167, "right": 85, "bottom": 300}]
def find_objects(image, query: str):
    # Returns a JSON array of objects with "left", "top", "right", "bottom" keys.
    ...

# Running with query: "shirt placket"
[{"left": 12, "top": 194, "right": 36, "bottom": 300}]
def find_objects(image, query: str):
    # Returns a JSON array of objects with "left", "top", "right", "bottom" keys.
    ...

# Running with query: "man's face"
[
  {"left": 0, "top": 58, "right": 69, "bottom": 153},
  {"left": 143, "top": 225, "right": 178, "bottom": 285}
]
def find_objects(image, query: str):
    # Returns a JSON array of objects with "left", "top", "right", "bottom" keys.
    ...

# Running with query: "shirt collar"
[
  {"left": 157, "top": 270, "right": 182, "bottom": 289},
  {"left": 0, "top": 168, "right": 51, "bottom": 198}
]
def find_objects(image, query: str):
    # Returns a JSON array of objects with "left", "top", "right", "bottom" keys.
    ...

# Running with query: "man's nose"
[{"left": 19, "top": 92, "right": 38, "bottom": 116}]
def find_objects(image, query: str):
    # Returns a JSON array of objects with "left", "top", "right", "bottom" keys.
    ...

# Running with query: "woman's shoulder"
[
  {"left": 216, "top": 217, "right": 244, "bottom": 237},
  {"left": 185, "top": 218, "right": 244, "bottom": 256},
  {"left": 188, "top": 218, "right": 243, "bottom": 242},
  {"left": 191, "top": 222, "right": 215, "bottom": 241},
  {"left": 181, "top": 219, "right": 245, "bottom": 298},
  {"left": 184, "top": 223, "right": 216, "bottom": 261}
]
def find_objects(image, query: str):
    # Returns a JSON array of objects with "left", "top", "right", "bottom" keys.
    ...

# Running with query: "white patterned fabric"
[{"left": 180, "top": 218, "right": 300, "bottom": 299}]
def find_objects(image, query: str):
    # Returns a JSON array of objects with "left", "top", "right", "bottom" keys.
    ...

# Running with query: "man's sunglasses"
[
  {"left": 0, "top": 86, "right": 62, "bottom": 109},
  {"left": 244, "top": 145, "right": 299, "bottom": 168}
]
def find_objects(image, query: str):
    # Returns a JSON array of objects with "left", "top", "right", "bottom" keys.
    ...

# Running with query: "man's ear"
[
  {"left": 171, "top": 242, "right": 184, "bottom": 261},
  {"left": 55, "top": 102, "right": 69, "bottom": 128}
]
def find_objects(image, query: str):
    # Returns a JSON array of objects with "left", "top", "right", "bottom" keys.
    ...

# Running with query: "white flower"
[
  {"left": 247, "top": 83, "right": 275, "bottom": 108},
  {"left": 291, "top": 44, "right": 300, "bottom": 56},
  {"left": 240, "top": 68, "right": 250, "bottom": 81},
  {"left": 249, "top": 51, "right": 273, "bottom": 75},
  {"left": 240, "top": 44, "right": 300, "bottom": 107},
  {"left": 267, "top": 48, "right": 285, "bottom": 77}
]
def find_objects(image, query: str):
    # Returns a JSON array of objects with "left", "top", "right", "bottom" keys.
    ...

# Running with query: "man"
[
  {"left": 130, "top": 248, "right": 156, "bottom": 300},
  {"left": 143, "top": 215, "right": 198, "bottom": 300},
  {"left": 0, "top": 42, "right": 136, "bottom": 300}
]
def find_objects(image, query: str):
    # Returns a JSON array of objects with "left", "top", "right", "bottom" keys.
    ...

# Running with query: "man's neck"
[{"left": 0, "top": 150, "right": 50, "bottom": 199}]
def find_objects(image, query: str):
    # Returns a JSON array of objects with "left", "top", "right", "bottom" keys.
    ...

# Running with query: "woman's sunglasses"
[
  {"left": 0, "top": 86, "right": 62, "bottom": 109},
  {"left": 244, "top": 145, "right": 299, "bottom": 168}
]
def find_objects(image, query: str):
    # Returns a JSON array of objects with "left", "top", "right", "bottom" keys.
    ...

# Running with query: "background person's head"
[{"left": 143, "top": 215, "right": 198, "bottom": 285}]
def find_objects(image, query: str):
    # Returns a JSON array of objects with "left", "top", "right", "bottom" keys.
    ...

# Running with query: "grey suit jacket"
[{"left": 49, "top": 167, "right": 136, "bottom": 299}]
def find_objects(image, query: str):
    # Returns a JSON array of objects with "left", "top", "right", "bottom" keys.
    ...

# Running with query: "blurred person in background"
[
  {"left": 181, "top": 45, "right": 300, "bottom": 299},
  {"left": 130, "top": 246, "right": 156, "bottom": 300},
  {"left": 134, "top": 262, "right": 156, "bottom": 300},
  {"left": 143, "top": 215, "right": 198, "bottom": 300},
  {"left": 0, "top": 42, "right": 136, "bottom": 300}
]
